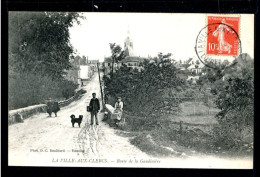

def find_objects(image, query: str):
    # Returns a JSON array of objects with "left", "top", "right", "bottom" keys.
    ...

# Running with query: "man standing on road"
[{"left": 89, "top": 93, "right": 100, "bottom": 125}]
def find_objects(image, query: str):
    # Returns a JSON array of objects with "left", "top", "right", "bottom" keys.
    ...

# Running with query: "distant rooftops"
[
  {"left": 119, "top": 56, "right": 146, "bottom": 63},
  {"left": 104, "top": 56, "right": 146, "bottom": 63}
]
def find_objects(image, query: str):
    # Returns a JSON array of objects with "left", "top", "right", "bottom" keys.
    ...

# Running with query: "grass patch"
[
  {"left": 130, "top": 131, "right": 178, "bottom": 157},
  {"left": 180, "top": 101, "right": 219, "bottom": 116},
  {"left": 115, "top": 102, "right": 253, "bottom": 158},
  {"left": 127, "top": 117, "right": 253, "bottom": 158}
]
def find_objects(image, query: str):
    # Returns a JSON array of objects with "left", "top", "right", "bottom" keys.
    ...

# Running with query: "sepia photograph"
[{"left": 8, "top": 12, "right": 254, "bottom": 168}]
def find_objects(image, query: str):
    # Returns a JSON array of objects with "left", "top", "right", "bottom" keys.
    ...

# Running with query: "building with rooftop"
[
  {"left": 103, "top": 27, "right": 147, "bottom": 73},
  {"left": 87, "top": 59, "right": 99, "bottom": 71},
  {"left": 120, "top": 28, "right": 146, "bottom": 70}
]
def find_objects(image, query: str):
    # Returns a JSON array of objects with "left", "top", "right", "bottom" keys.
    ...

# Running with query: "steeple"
[
  {"left": 124, "top": 26, "right": 135, "bottom": 56},
  {"left": 127, "top": 25, "right": 130, "bottom": 36}
]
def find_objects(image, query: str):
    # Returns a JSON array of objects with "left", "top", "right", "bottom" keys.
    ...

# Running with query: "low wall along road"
[{"left": 8, "top": 91, "right": 82, "bottom": 125}]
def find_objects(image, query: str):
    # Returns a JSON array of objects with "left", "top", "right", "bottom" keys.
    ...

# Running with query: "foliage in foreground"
[{"left": 198, "top": 54, "right": 254, "bottom": 146}]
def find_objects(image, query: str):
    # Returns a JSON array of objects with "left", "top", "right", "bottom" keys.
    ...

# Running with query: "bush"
[
  {"left": 211, "top": 55, "right": 254, "bottom": 148},
  {"left": 104, "top": 53, "right": 184, "bottom": 119},
  {"left": 74, "top": 89, "right": 87, "bottom": 99},
  {"left": 8, "top": 71, "right": 77, "bottom": 110},
  {"left": 76, "top": 89, "right": 87, "bottom": 95},
  {"left": 183, "top": 88, "right": 196, "bottom": 98},
  {"left": 58, "top": 79, "right": 78, "bottom": 99}
]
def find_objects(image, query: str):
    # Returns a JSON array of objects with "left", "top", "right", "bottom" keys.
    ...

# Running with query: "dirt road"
[
  {"left": 8, "top": 73, "right": 253, "bottom": 168},
  {"left": 8, "top": 73, "right": 149, "bottom": 167}
]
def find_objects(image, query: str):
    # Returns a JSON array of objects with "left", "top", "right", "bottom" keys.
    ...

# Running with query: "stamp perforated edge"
[{"left": 204, "top": 14, "right": 241, "bottom": 58}]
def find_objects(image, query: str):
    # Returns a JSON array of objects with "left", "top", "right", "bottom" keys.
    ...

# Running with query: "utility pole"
[
  {"left": 97, "top": 62, "right": 105, "bottom": 111},
  {"left": 111, "top": 56, "right": 114, "bottom": 78}
]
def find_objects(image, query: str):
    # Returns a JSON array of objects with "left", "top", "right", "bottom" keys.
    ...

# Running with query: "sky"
[{"left": 69, "top": 13, "right": 254, "bottom": 62}]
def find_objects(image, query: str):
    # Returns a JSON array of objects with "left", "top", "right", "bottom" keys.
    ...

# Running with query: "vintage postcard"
[{"left": 8, "top": 12, "right": 254, "bottom": 168}]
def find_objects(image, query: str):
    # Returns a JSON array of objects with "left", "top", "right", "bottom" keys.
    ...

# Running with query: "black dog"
[
  {"left": 47, "top": 102, "right": 60, "bottom": 117},
  {"left": 70, "top": 115, "right": 83, "bottom": 127}
]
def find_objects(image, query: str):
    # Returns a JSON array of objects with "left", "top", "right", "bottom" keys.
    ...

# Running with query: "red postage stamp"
[{"left": 206, "top": 16, "right": 240, "bottom": 56}]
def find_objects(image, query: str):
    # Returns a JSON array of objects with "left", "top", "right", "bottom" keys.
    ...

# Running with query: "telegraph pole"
[
  {"left": 97, "top": 62, "right": 105, "bottom": 111},
  {"left": 111, "top": 56, "right": 114, "bottom": 78}
]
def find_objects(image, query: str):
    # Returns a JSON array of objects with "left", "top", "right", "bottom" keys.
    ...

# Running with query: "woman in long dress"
[
  {"left": 114, "top": 97, "right": 124, "bottom": 126},
  {"left": 212, "top": 19, "right": 233, "bottom": 54}
]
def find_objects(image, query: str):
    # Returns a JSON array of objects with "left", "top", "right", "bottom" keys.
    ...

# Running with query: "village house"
[
  {"left": 65, "top": 56, "right": 99, "bottom": 86},
  {"left": 186, "top": 57, "right": 204, "bottom": 74},
  {"left": 103, "top": 57, "right": 119, "bottom": 75},
  {"left": 103, "top": 57, "right": 118, "bottom": 68},
  {"left": 87, "top": 59, "right": 99, "bottom": 71},
  {"left": 119, "top": 56, "right": 146, "bottom": 69},
  {"left": 175, "top": 57, "right": 205, "bottom": 75}
]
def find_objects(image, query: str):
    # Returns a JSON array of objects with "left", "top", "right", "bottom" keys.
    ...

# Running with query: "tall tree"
[
  {"left": 8, "top": 12, "right": 84, "bottom": 78},
  {"left": 104, "top": 53, "right": 184, "bottom": 119},
  {"left": 109, "top": 43, "right": 125, "bottom": 77}
]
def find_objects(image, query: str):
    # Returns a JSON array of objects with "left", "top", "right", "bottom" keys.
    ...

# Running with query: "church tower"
[{"left": 124, "top": 27, "right": 135, "bottom": 57}]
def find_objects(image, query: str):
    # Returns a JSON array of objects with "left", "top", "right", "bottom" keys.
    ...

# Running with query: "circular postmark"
[{"left": 195, "top": 22, "right": 242, "bottom": 70}]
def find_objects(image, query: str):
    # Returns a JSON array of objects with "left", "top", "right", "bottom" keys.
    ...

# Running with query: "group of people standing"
[{"left": 88, "top": 92, "right": 123, "bottom": 126}]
